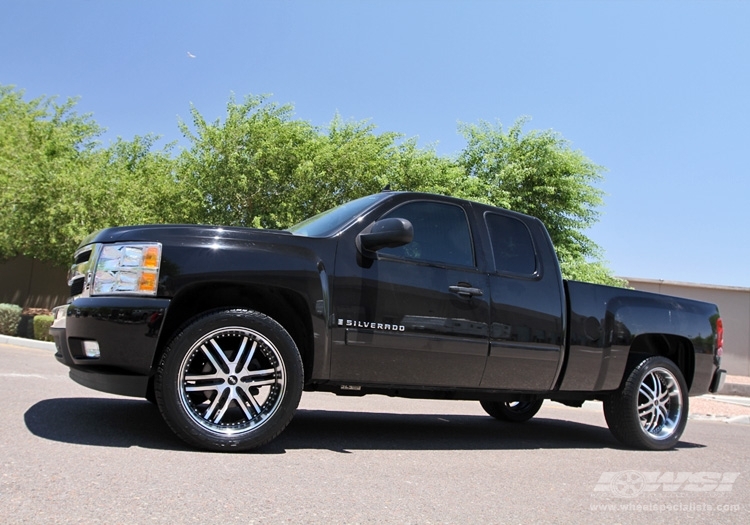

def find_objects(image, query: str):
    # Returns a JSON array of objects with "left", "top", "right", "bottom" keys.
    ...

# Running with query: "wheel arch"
[
  {"left": 622, "top": 333, "right": 695, "bottom": 392},
  {"left": 153, "top": 282, "right": 315, "bottom": 383}
]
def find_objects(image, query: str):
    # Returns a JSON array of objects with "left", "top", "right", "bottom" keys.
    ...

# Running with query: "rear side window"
[
  {"left": 485, "top": 213, "right": 537, "bottom": 275},
  {"left": 378, "top": 201, "right": 474, "bottom": 267}
]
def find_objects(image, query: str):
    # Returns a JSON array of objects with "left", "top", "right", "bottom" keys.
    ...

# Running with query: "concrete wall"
[
  {"left": 0, "top": 256, "right": 69, "bottom": 310},
  {"left": 625, "top": 278, "right": 750, "bottom": 377}
]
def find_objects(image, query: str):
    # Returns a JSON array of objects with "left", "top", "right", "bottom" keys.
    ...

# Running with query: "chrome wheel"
[
  {"left": 156, "top": 309, "right": 303, "bottom": 451},
  {"left": 637, "top": 367, "right": 682, "bottom": 440},
  {"left": 179, "top": 326, "right": 286, "bottom": 435},
  {"left": 603, "top": 356, "right": 689, "bottom": 450}
]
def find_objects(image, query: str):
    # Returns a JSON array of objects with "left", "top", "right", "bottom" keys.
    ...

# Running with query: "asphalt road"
[{"left": 2, "top": 342, "right": 749, "bottom": 524}]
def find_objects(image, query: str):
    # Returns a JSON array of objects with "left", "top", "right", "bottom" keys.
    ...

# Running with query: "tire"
[
  {"left": 155, "top": 309, "right": 303, "bottom": 452},
  {"left": 603, "top": 356, "right": 688, "bottom": 451},
  {"left": 480, "top": 399, "right": 544, "bottom": 422}
]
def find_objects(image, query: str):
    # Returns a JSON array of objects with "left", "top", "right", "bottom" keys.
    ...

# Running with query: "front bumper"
[{"left": 51, "top": 296, "right": 170, "bottom": 398}]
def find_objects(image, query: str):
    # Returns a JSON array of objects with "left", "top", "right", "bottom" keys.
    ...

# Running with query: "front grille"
[
  {"left": 74, "top": 250, "right": 90, "bottom": 265},
  {"left": 68, "top": 245, "right": 95, "bottom": 297},
  {"left": 70, "top": 277, "right": 85, "bottom": 297}
]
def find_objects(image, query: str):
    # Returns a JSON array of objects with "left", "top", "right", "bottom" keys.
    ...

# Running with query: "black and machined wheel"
[
  {"left": 155, "top": 309, "right": 304, "bottom": 452},
  {"left": 480, "top": 399, "right": 544, "bottom": 422},
  {"left": 603, "top": 356, "right": 688, "bottom": 451}
]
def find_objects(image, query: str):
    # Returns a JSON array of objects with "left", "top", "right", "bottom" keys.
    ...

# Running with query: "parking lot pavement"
[{"left": 2, "top": 337, "right": 749, "bottom": 524}]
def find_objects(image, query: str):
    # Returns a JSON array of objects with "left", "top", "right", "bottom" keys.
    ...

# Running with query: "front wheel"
[
  {"left": 156, "top": 309, "right": 303, "bottom": 452},
  {"left": 480, "top": 399, "right": 544, "bottom": 422},
  {"left": 603, "top": 356, "right": 688, "bottom": 450}
]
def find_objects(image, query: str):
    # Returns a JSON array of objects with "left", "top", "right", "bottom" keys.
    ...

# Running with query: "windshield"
[{"left": 287, "top": 194, "right": 386, "bottom": 237}]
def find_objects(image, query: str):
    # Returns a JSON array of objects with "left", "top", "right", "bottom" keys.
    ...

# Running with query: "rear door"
[{"left": 480, "top": 211, "right": 566, "bottom": 391}]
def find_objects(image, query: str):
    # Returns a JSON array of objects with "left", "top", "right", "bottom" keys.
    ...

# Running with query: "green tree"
[
  {"left": 68, "top": 135, "right": 183, "bottom": 231},
  {"left": 0, "top": 85, "right": 180, "bottom": 266},
  {"left": 286, "top": 116, "right": 399, "bottom": 219},
  {"left": 0, "top": 86, "right": 102, "bottom": 264},
  {"left": 176, "top": 99, "right": 477, "bottom": 229},
  {"left": 176, "top": 94, "right": 320, "bottom": 228},
  {"left": 1, "top": 85, "right": 623, "bottom": 285},
  {"left": 458, "top": 118, "right": 624, "bottom": 286}
]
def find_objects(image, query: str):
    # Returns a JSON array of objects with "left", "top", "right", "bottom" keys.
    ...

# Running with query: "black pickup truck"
[{"left": 50, "top": 191, "right": 726, "bottom": 451}]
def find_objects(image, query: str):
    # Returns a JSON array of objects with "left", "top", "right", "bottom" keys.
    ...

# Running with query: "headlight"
[{"left": 92, "top": 243, "right": 162, "bottom": 295}]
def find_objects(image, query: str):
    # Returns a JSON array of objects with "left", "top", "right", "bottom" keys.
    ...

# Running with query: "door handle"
[{"left": 449, "top": 285, "right": 484, "bottom": 298}]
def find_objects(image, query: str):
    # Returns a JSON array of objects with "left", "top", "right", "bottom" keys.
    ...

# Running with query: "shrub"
[
  {"left": 0, "top": 304, "right": 23, "bottom": 336},
  {"left": 33, "top": 315, "right": 54, "bottom": 342}
]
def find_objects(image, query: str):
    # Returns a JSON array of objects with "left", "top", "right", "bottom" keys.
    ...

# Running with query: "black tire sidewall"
[{"left": 156, "top": 309, "right": 303, "bottom": 452}]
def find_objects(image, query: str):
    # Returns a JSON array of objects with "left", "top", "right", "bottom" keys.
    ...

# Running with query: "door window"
[
  {"left": 485, "top": 213, "right": 537, "bottom": 275},
  {"left": 378, "top": 201, "right": 474, "bottom": 268}
]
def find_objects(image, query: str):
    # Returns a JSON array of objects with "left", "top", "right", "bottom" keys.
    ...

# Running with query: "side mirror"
[{"left": 357, "top": 218, "right": 414, "bottom": 253}]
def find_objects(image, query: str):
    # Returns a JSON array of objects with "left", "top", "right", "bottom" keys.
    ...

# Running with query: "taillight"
[{"left": 716, "top": 317, "right": 724, "bottom": 357}]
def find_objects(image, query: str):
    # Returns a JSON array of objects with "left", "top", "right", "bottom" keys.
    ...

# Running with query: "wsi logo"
[{"left": 593, "top": 471, "right": 740, "bottom": 498}]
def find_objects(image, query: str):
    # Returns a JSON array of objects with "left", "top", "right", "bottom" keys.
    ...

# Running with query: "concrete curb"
[
  {"left": 688, "top": 414, "right": 750, "bottom": 425},
  {"left": 718, "top": 382, "right": 750, "bottom": 397},
  {"left": 0, "top": 334, "right": 55, "bottom": 352}
]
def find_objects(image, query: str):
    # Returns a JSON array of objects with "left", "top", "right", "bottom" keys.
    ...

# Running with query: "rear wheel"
[
  {"left": 480, "top": 399, "right": 544, "bottom": 422},
  {"left": 604, "top": 356, "right": 688, "bottom": 450},
  {"left": 156, "top": 309, "right": 303, "bottom": 451}
]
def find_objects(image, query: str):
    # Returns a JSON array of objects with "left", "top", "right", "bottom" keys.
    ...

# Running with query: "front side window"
[
  {"left": 485, "top": 213, "right": 537, "bottom": 275},
  {"left": 378, "top": 201, "right": 474, "bottom": 267}
]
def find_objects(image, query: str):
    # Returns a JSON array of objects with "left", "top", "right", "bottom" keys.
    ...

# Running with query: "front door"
[{"left": 330, "top": 199, "right": 490, "bottom": 387}]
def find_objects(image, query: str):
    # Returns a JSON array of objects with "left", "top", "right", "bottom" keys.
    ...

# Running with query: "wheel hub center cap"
[{"left": 228, "top": 375, "right": 238, "bottom": 385}]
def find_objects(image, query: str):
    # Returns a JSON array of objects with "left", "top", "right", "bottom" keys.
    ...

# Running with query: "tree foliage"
[
  {"left": 0, "top": 86, "right": 180, "bottom": 265},
  {"left": 0, "top": 85, "right": 623, "bottom": 285},
  {"left": 458, "top": 119, "right": 624, "bottom": 286},
  {"left": 175, "top": 96, "right": 471, "bottom": 229},
  {"left": 0, "top": 86, "right": 102, "bottom": 263},
  {"left": 176, "top": 95, "right": 317, "bottom": 228}
]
